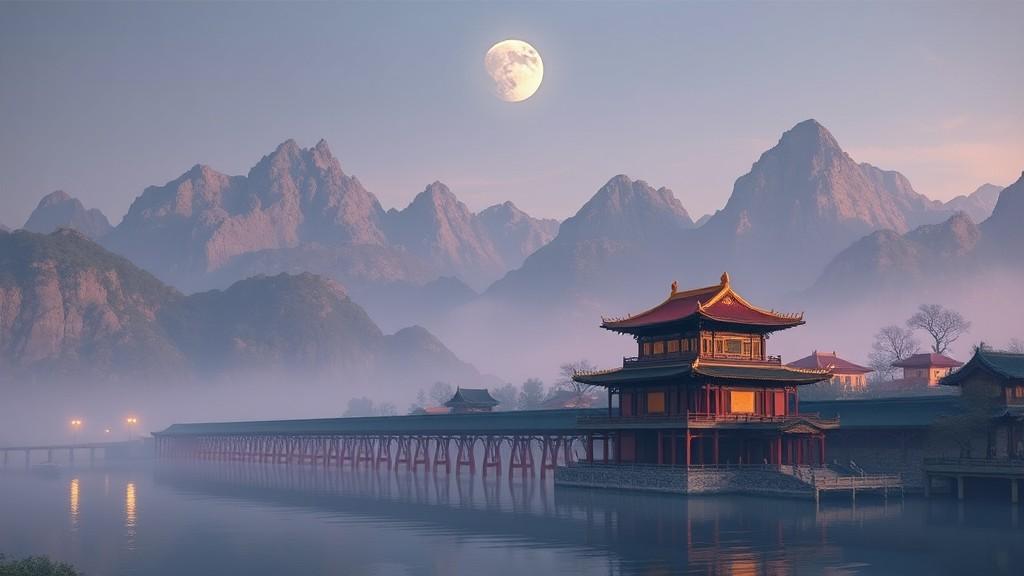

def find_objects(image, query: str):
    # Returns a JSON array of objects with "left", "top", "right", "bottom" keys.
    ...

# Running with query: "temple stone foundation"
[{"left": 554, "top": 463, "right": 814, "bottom": 498}]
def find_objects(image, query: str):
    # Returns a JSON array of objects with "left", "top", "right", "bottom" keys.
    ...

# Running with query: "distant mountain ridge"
[
  {"left": 24, "top": 190, "right": 112, "bottom": 239},
  {"left": 944, "top": 183, "right": 1003, "bottom": 223},
  {"left": 809, "top": 171, "right": 1024, "bottom": 298},
  {"left": 0, "top": 229, "right": 493, "bottom": 395}
]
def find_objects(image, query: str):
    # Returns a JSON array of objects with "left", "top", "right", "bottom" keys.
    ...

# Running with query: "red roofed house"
[
  {"left": 789, "top": 351, "right": 873, "bottom": 391},
  {"left": 892, "top": 353, "right": 964, "bottom": 387},
  {"left": 572, "top": 272, "right": 838, "bottom": 468}
]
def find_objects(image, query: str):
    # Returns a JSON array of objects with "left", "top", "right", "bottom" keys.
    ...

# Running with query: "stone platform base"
[{"left": 554, "top": 463, "right": 814, "bottom": 498}]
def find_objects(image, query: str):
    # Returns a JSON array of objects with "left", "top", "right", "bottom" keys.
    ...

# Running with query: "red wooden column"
[
  {"left": 775, "top": 436, "right": 782, "bottom": 466},
  {"left": 685, "top": 430, "right": 692, "bottom": 466},
  {"left": 819, "top": 435, "right": 826, "bottom": 466}
]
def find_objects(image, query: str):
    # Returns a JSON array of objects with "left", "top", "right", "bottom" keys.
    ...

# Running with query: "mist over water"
[{"left": 2, "top": 461, "right": 1022, "bottom": 576}]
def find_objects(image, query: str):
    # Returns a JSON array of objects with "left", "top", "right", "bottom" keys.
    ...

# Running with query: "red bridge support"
[
  {"left": 482, "top": 436, "right": 502, "bottom": 477},
  {"left": 157, "top": 432, "right": 584, "bottom": 478},
  {"left": 455, "top": 436, "right": 476, "bottom": 475}
]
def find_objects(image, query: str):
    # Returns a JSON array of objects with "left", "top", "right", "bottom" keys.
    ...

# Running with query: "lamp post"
[
  {"left": 126, "top": 417, "right": 138, "bottom": 441},
  {"left": 70, "top": 419, "right": 82, "bottom": 444}
]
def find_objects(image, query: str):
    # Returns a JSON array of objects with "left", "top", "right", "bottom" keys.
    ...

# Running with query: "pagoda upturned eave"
[{"left": 600, "top": 273, "right": 804, "bottom": 335}]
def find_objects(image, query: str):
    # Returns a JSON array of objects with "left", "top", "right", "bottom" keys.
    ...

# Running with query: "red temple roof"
[
  {"left": 601, "top": 272, "right": 803, "bottom": 334},
  {"left": 788, "top": 351, "right": 873, "bottom": 374},
  {"left": 892, "top": 353, "right": 963, "bottom": 369}
]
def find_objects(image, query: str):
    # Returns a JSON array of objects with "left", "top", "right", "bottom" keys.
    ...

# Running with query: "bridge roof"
[
  {"left": 154, "top": 396, "right": 964, "bottom": 438},
  {"left": 153, "top": 408, "right": 603, "bottom": 437},
  {"left": 801, "top": 395, "right": 961, "bottom": 428}
]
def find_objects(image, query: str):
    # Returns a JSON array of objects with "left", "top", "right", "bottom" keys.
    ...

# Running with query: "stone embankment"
[{"left": 554, "top": 463, "right": 814, "bottom": 498}]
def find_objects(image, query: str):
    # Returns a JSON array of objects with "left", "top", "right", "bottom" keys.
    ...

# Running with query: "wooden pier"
[{"left": 924, "top": 457, "right": 1024, "bottom": 503}]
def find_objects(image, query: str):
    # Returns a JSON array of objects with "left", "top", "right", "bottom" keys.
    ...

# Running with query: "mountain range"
[
  {"left": 7, "top": 119, "right": 1019, "bottom": 387},
  {"left": 96, "top": 140, "right": 556, "bottom": 297},
  {"left": 0, "top": 228, "right": 491, "bottom": 397}
]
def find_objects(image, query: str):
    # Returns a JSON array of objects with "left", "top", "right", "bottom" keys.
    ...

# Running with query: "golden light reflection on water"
[
  {"left": 125, "top": 481, "right": 137, "bottom": 549},
  {"left": 69, "top": 478, "right": 80, "bottom": 530}
]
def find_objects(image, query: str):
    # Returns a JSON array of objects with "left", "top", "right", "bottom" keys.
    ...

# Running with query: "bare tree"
[
  {"left": 906, "top": 304, "right": 971, "bottom": 355},
  {"left": 556, "top": 359, "right": 598, "bottom": 405},
  {"left": 1008, "top": 338, "right": 1024, "bottom": 354},
  {"left": 868, "top": 325, "right": 920, "bottom": 381},
  {"left": 376, "top": 402, "right": 398, "bottom": 416},
  {"left": 428, "top": 381, "right": 454, "bottom": 406}
]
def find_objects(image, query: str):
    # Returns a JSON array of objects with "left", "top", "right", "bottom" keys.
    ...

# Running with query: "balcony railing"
[
  {"left": 924, "top": 457, "right": 1024, "bottom": 469},
  {"left": 623, "top": 353, "right": 783, "bottom": 367}
]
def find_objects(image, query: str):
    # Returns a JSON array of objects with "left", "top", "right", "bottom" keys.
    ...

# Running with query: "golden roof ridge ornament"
[
  {"left": 720, "top": 271, "right": 730, "bottom": 286},
  {"left": 670, "top": 280, "right": 678, "bottom": 295}
]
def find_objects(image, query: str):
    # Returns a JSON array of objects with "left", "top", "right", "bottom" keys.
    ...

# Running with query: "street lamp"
[
  {"left": 70, "top": 419, "right": 82, "bottom": 443},
  {"left": 126, "top": 416, "right": 138, "bottom": 441}
]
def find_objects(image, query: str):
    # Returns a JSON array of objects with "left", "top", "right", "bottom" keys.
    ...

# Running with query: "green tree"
[
  {"left": 428, "top": 382, "right": 454, "bottom": 405},
  {"left": 518, "top": 378, "right": 546, "bottom": 410},
  {"left": 490, "top": 383, "right": 519, "bottom": 411},
  {"left": 343, "top": 397, "right": 376, "bottom": 417}
]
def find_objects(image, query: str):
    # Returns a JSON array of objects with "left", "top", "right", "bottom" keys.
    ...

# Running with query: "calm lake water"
[{"left": 1, "top": 461, "right": 1022, "bottom": 575}]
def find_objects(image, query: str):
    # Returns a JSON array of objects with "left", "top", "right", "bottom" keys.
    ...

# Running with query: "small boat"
[{"left": 30, "top": 461, "right": 62, "bottom": 477}]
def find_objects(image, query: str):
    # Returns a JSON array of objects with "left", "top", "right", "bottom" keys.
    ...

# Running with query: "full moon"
[{"left": 484, "top": 39, "right": 543, "bottom": 103}]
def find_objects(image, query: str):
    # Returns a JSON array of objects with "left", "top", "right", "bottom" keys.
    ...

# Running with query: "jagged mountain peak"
[
  {"left": 386, "top": 181, "right": 503, "bottom": 290},
  {"left": 37, "top": 190, "right": 73, "bottom": 205},
  {"left": 776, "top": 118, "right": 842, "bottom": 152},
  {"left": 565, "top": 174, "right": 693, "bottom": 240},
  {"left": 24, "top": 190, "right": 113, "bottom": 239},
  {"left": 413, "top": 181, "right": 460, "bottom": 207},
  {"left": 905, "top": 211, "right": 979, "bottom": 256}
]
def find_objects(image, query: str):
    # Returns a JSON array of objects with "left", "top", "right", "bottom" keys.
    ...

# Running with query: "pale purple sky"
[{"left": 1, "top": 1, "right": 1021, "bottom": 228}]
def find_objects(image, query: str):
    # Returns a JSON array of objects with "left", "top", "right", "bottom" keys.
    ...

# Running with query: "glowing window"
[
  {"left": 647, "top": 391, "right": 665, "bottom": 414},
  {"left": 653, "top": 341, "right": 665, "bottom": 355},
  {"left": 667, "top": 340, "right": 679, "bottom": 353},
  {"left": 724, "top": 339, "right": 743, "bottom": 354},
  {"left": 643, "top": 342, "right": 652, "bottom": 356},
  {"left": 730, "top": 390, "right": 755, "bottom": 414}
]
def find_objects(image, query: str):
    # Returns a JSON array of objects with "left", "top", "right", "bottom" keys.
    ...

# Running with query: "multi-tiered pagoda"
[{"left": 574, "top": 273, "right": 838, "bottom": 467}]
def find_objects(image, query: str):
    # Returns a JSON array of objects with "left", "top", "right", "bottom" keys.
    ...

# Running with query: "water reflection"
[
  {"left": 69, "top": 477, "right": 80, "bottom": 531},
  {"left": 6, "top": 463, "right": 1024, "bottom": 576},
  {"left": 125, "top": 481, "right": 137, "bottom": 549}
]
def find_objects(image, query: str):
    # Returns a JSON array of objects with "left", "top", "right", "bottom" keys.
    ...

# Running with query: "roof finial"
[
  {"left": 670, "top": 280, "right": 678, "bottom": 295},
  {"left": 720, "top": 271, "right": 730, "bottom": 286}
]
